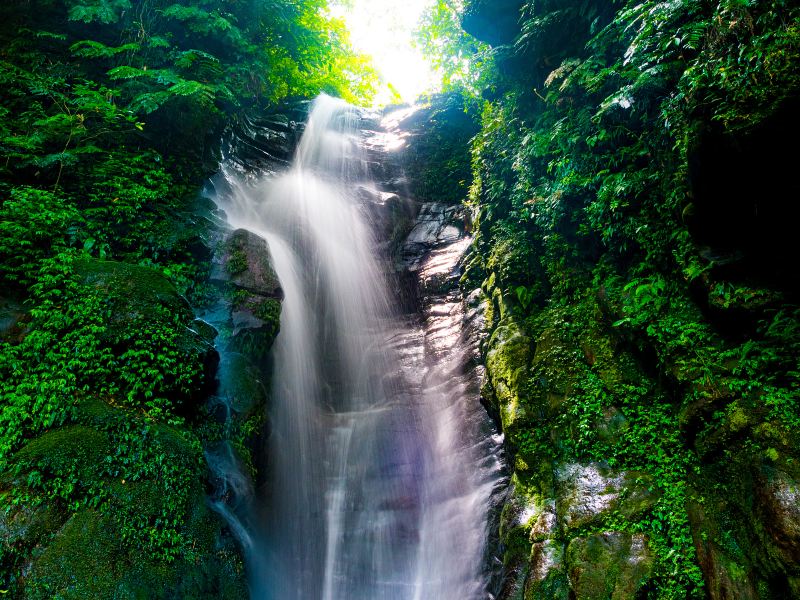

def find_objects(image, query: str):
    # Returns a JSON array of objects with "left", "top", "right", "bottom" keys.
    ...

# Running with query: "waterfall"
[{"left": 215, "top": 94, "right": 504, "bottom": 600}]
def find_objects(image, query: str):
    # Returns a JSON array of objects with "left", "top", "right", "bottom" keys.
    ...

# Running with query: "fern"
[
  {"left": 128, "top": 92, "right": 172, "bottom": 114},
  {"left": 67, "top": 0, "right": 132, "bottom": 24},
  {"left": 107, "top": 65, "right": 151, "bottom": 80},
  {"left": 71, "top": 40, "right": 140, "bottom": 59}
]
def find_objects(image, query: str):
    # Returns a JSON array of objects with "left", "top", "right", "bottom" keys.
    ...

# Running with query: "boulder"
[
  {"left": 757, "top": 467, "right": 800, "bottom": 564},
  {"left": 525, "top": 540, "right": 569, "bottom": 600},
  {"left": 556, "top": 463, "right": 659, "bottom": 530},
  {"left": 210, "top": 228, "right": 283, "bottom": 363},
  {"left": 212, "top": 228, "right": 281, "bottom": 299},
  {"left": 566, "top": 532, "right": 654, "bottom": 600}
]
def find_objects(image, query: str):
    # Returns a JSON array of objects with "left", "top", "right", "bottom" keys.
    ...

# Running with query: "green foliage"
[
  {"left": 0, "top": 187, "right": 82, "bottom": 285},
  {"left": 0, "top": 0, "right": 377, "bottom": 589},
  {"left": 439, "top": 0, "right": 800, "bottom": 597},
  {"left": 402, "top": 92, "right": 480, "bottom": 203},
  {"left": 416, "top": 0, "right": 495, "bottom": 97}
]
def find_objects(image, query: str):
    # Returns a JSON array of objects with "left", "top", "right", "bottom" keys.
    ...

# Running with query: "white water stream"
[{"left": 215, "top": 95, "right": 503, "bottom": 599}]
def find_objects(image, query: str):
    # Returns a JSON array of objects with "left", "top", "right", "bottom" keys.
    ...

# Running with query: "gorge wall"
[{"left": 424, "top": 1, "right": 800, "bottom": 598}]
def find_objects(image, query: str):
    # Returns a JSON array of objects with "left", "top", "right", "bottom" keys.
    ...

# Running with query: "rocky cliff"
[{"left": 443, "top": 0, "right": 800, "bottom": 598}]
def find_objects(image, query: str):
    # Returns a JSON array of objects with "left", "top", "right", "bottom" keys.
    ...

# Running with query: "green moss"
[
  {"left": 254, "top": 297, "right": 281, "bottom": 329},
  {"left": 13, "top": 426, "right": 111, "bottom": 481},
  {"left": 24, "top": 502, "right": 248, "bottom": 599},
  {"left": 25, "top": 510, "right": 122, "bottom": 599},
  {"left": 75, "top": 257, "right": 190, "bottom": 317},
  {"left": 485, "top": 317, "right": 532, "bottom": 434}
]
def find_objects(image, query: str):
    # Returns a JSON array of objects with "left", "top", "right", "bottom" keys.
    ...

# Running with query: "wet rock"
[
  {"left": 556, "top": 463, "right": 659, "bottom": 530},
  {"left": 215, "top": 353, "right": 268, "bottom": 416},
  {"left": 418, "top": 238, "right": 472, "bottom": 297},
  {"left": 485, "top": 318, "right": 532, "bottom": 433},
  {"left": 566, "top": 532, "right": 654, "bottom": 600},
  {"left": 757, "top": 467, "right": 800, "bottom": 564},
  {"left": 357, "top": 186, "right": 417, "bottom": 250},
  {"left": 223, "top": 106, "right": 307, "bottom": 174},
  {"left": 213, "top": 228, "right": 281, "bottom": 299},
  {"left": 687, "top": 499, "right": 759, "bottom": 600},
  {"left": 530, "top": 500, "right": 557, "bottom": 542},
  {"left": 525, "top": 540, "right": 569, "bottom": 600},
  {"left": 400, "top": 202, "right": 466, "bottom": 270},
  {"left": 499, "top": 483, "right": 541, "bottom": 600},
  {"left": 208, "top": 229, "right": 283, "bottom": 363}
]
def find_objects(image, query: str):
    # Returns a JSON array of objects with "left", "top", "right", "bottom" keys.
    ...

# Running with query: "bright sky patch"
[{"left": 330, "top": 0, "right": 438, "bottom": 106}]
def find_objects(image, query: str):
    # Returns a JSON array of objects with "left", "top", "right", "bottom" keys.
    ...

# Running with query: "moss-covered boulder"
[
  {"left": 23, "top": 504, "right": 247, "bottom": 599},
  {"left": 566, "top": 532, "right": 654, "bottom": 600},
  {"left": 74, "top": 257, "right": 219, "bottom": 410},
  {"left": 7, "top": 421, "right": 249, "bottom": 598},
  {"left": 213, "top": 229, "right": 281, "bottom": 299},
  {"left": 210, "top": 229, "right": 282, "bottom": 363},
  {"left": 556, "top": 463, "right": 659, "bottom": 531}
]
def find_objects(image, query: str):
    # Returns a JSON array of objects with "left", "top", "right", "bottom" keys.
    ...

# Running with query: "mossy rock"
[
  {"left": 556, "top": 463, "right": 659, "bottom": 531},
  {"left": 75, "top": 257, "right": 192, "bottom": 327},
  {"left": 213, "top": 229, "right": 281, "bottom": 299},
  {"left": 216, "top": 353, "right": 268, "bottom": 415},
  {"left": 0, "top": 490, "right": 67, "bottom": 595},
  {"left": 525, "top": 540, "right": 569, "bottom": 600},
  {"left": 24, "top": 510, "right": 120, "bottom": 598},
  {"left": 12, "top": 426, "right": 112, "bottom": 484},
  {"left": 565, "top": 531, "right": 654, "bottom": 600},
  {"left": 500, "top": 481, "right": 541, "bottom": 568},
  {"left": 485, "top": 317, "right": 532, "bottom": 433},
  {"left": 686, "top": 499, "right": 759, "bottom": 600},
  {"left": 24, "top": 505, "right": 247, "bottom": 599},
  {"left": 74, "top": 257, "right": 218, "bottom": 407}
]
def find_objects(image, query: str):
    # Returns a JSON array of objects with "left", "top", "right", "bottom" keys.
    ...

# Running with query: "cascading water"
[{"left": 215, "top": 95, "right": 504, "bottom": 599}]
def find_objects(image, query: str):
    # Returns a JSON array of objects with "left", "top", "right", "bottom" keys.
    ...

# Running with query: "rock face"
[
  {"left": 199, "top": 205, "right": 286, "bottom": 574},
  {"left": 757, "top": 468, "right": 800, "bottom": 565},
  {"left": 209, "top": 228, "right": 282, "bottom": 362},
  {"left": 400, "top": 202, "right": 466, "bottom": 271},
  {"left": 566, "top": 532, "right": 654, "bottom": 600},
  {"left": 556, "top": 464, "right": 658, "bottom": 530},
  {"left": 452, "top": 0, "right": 800, "bottom": 597}
]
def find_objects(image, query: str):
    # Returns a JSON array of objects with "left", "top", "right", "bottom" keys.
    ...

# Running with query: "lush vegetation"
[
  {"left": 419, "top": 1, "right": 800, "bottom": 598},
  {"left": 3, "top": 0, "right": 799, "bottom": 597},
  {"left": 0, "top": 0, "right": 374, "bottom": 596}
]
